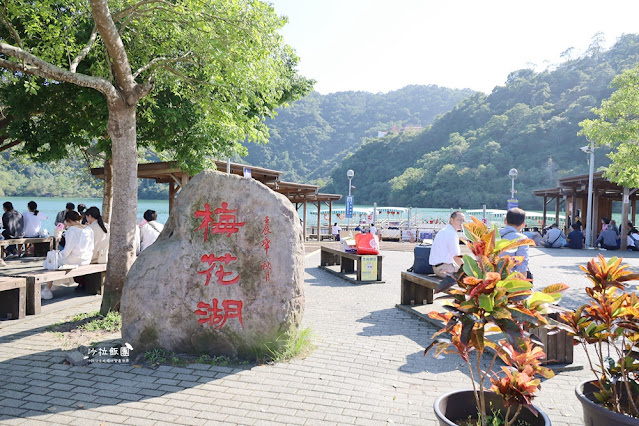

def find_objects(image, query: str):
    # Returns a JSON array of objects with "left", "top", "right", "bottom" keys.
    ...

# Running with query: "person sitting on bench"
[
  {"left": 41, "top": 210, "right": 94, "bottom": 300},
  {"left": 429, "top": 211, "right": 465, "bottom": 278}
]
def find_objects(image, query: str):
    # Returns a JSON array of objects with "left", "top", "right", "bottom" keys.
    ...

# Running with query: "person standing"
[
  {"left": 429, "top": 211, "right": 465, "bottom": 278},
  {"left": 332, "top": 222, "right": 341, "bottom": 241},
  {"left": 369, "top": 223, "right": 377, "bottom": 236},
  {"left": 499, "top": 208, "right": 532, "bottom": 279}
]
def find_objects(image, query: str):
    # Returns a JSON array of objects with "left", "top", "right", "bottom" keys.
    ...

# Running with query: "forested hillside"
[
  {"left": 322, "top": 34, "right": 639, "bottom": 209},
  {"left": 0, "top": 152, "right": 168, "bottom": 199},
  {"left": 242, "top": 85, "right": 475, "bottom": 183}
]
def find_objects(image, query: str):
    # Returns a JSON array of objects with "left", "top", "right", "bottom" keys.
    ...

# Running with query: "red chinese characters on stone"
[
  {"left": 194, "top": 299, "right": 244, "bottom": 328},
  {"left": 261, "top": 261, "right": 272, "bottom": 282},
  {"left": 198, "top": 253, "right": 240, "bottom": 286},
  {"left": 261, "top": 216, "right": 272, "bottom": 255},
  {"left": 194, "top": 202, "right": 246, "bottom": 242}
]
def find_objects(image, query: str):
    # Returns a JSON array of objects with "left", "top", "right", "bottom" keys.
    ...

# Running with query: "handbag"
[
  {"left": 43, "top": 250, "right": 59, "bottom": 270},
  {"left": 354, "top": 233, "right": 379, "bottom": 255},
  {"left": 97, "top": 249, "right": 108, "bottom": 264},
  {"left": 543, "top": 233, "right": 561, "bottom": 248}
]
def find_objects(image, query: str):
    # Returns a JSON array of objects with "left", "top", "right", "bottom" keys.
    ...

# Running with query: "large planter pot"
[
  {"left": 576, "top": 380, "right": 639, "bottom": 426},
  {"left": 434, "top": 389, "right": 551, "bottom": 426}
]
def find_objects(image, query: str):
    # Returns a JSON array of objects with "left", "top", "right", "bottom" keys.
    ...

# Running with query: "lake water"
[
  {"left": 1, "top": 197, "right": 169, "bottom": 235},
  {"left": 2, "top": 196, "right": 624, "bottom": 234}
]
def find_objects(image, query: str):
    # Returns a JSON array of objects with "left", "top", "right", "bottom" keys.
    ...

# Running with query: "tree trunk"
[
  {"left": 100, "top": 99, "right": 138, "bottom": 315},
  {"left": 102, "top": 157, "right": 113, "bottom": 223}
]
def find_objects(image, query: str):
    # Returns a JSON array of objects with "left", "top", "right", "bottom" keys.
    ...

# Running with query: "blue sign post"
[
  {"left": 507, "top": 198, "right": 519, "bottom": 210},
  {"left": 346, "top": 196, "right": 354, "bottom": 218}
]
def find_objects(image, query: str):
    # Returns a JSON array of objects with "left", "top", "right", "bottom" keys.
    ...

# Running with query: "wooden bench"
[
  {"left": 0, "top": 276, "right": 27, "bottom": 319},
  {"left": 0, "top": 237, "right": 55, "bottom": 258},
  {"left": 1, "top": 261, "right": 106, "bottom": 315},
  {"left": 399, "top": 270, "right": 575, "bottom": 367},
  {"left": 319, "top": 246, "right": 383, "bottom": 283},
  {"left": 400, "top": 270, "right": 443, "bottom": 305}
]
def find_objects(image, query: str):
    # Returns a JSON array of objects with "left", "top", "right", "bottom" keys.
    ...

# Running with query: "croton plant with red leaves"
[
  {"left": 425, "top": 217, "right": 568, "bottom": 426},
  {"left": 560, "top": 254, "right": 639, "bottom": 418}
]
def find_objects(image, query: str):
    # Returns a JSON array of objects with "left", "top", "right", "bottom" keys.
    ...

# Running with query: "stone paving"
[{"left": 1, "top": 246, "right": 638, "bottom": 425}]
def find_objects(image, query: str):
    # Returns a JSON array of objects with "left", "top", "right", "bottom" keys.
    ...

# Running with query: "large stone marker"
[{"left": 121, "top": 171, "right": 305, "bottom": 359}]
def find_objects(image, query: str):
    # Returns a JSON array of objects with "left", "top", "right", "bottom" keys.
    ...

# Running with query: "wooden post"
[
  {"left": 303, "top": 199, "right": 308, "bottom": 241},
  {"left": 621, "top": 187, "right": 630, "bottom": 250},
  {"left": 633, "top": 198, "right": 637, "bottom": 227},
  {"left": 593, "top": 190, "right": 600, "bottom": 238},
  {"left": 316, "top": 201, "right": 321, "bottom": 241},
  {"left": 542, "top": 196, "right": 547, "bottom": 229},
  {"left": 555, "top": 197, "right": 560, "bottom": 227},
  {"left": 329, "top": 201, "right": 333, "bottom": 232}
]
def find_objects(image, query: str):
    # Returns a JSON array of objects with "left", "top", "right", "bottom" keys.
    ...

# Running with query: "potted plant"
[
  {"left": 426, "top": 217, "right": 567, "bottom": 426},
  {"left": 559, "top": 255, "right": 639, "bottom": 425}
]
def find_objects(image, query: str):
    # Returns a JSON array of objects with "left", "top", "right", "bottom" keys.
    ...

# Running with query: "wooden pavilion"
[
  {"left": 533, "top": 171, "right": 639, "bottom": 247},
  {"left": 90, "top": 161, "right": 342, "bottom": 241}
]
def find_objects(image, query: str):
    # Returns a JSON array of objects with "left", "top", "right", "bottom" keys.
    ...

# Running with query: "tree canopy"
[
  {"left": 0, "top": 0, "right": 312, "bottom": 313},
  {"left": 579, "top": 64, "right": 639, "bottom": 188}
]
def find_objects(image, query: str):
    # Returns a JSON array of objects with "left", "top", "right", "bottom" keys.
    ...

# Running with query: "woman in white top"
[
  {"left": 140, "top": 209, "right": 164, "bottom": 251},
  {"left": 22, "top": 201, "right": 47, "bottom": 238},
  {"left": 41, "top": 210, "right": 94, "bottom": 300},
  {"left": 627, "top": 228, "right": 639, "bottom": 251},
  {"left": 85, "top": 206, "right": 109, "bottom": 263}
]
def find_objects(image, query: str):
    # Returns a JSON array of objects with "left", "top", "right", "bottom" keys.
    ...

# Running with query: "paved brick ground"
[{"left": 1, "top": 246, "right": 638, "bottom": 425}]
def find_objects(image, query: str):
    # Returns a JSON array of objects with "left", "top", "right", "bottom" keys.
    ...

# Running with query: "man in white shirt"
[
  {"left": 429, "top": 211, "right": 465, "bottom": 278},
  {"left": 369, "top": 223, "right": 377, "bottom": 235}
]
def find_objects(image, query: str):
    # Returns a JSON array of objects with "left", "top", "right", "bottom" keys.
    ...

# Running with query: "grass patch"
[
  {"left": 47, "top": 311, "right": 122, "bottom": 333},
  {"left": 46, "top": 310, "right": 122, "bottom": 351},
  {"left": 143, "top": 349, "right": 250, "bottom": 368},
  {"left": 78, "top": 311, "right": 121, "bottom": 332},
  {"left": 256, "top": 327, "right": 315, "bottom": 364},
  {"left": 140, "top": 327, "right": 315, "bottom": 369}
]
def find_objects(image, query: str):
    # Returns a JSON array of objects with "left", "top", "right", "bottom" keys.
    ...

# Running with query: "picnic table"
[
  {"left": 0, "top": 276, "right": 27, "bottom": 319},
  {"left": 319, "top": 246, "right": 383, "bottom": 284},
  {"left": 0, "top": 237, "right": 55, "bottom": 258},
  {"left": 0, "top": 259, "right": 106, "bottom": 316}
]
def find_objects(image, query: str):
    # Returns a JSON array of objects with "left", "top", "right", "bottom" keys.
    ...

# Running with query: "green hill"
[
  {"left": 242, "top": 85, "right": 476, "bottom": 183},
  {"left": 321, "top": 34, "right": 639, "bottom": 209}
]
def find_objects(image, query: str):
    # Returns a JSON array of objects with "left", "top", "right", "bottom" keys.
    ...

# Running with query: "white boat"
[{"left": 465, "top": 209, "right": 566, "bottom": 228}]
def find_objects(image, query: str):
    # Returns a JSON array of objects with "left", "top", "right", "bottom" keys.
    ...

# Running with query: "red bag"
[{"left": 355, "top": 233, "right": 379, "bottom": 255}]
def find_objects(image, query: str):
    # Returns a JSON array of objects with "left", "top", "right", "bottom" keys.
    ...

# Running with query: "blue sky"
[{"left": 269, "top": 0, "right": 639, "bottom": 94}]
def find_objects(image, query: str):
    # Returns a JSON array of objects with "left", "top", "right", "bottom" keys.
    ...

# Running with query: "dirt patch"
[{"left": 47, "top": 313, "right": 121, "bottom": 351}]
